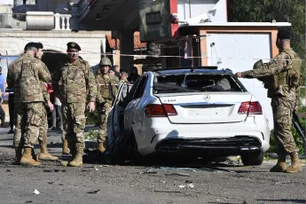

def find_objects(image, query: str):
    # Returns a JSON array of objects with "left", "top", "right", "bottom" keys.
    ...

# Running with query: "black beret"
[
  {"left": 67, "top": 42, "right": 81, "bottom": 51},
  {"left": 36, "top": 42, "right": 43, "bottom": 49},
  {"left": 277, "top": 27, "right": 291, "bottom": 40},
  {"left": 24, "top": 42, "right": 43, "bottom": 50}
]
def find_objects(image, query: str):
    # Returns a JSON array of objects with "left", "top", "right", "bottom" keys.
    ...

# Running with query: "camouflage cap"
[
  {"left": 67, "top": 42, "right": 81, "bottom": 51},
  {"left": 277, "top": 27, "right": 291, "bottom": 40},
  {"left": 99, "top": 57, "right": 112, "bottom": 67}
]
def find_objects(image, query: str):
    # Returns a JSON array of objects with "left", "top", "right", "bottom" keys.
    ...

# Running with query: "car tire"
[{"left": 241, "top": 151, "right": 264, "bottom": 166}]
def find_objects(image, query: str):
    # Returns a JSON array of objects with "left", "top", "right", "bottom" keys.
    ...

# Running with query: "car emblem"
[{"left": 203, "top": 95, "right": 210, "bottom": 101}]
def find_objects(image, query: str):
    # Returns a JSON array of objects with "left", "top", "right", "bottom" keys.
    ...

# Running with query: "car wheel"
[{"left": 241, "top": 151, "right": 264, "bottom": 166}]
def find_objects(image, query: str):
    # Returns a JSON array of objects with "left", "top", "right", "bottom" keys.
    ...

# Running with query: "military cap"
[
  {"left": 277, "top": 27, "right": 291, "bottom": 40},
  {"left": 99, "top": 57, "right": 112, "bottom": 67},
  {"left": 24, "top": 42, "right": 43, "bottom": 50},
  {"left": 67, "top": 42, "right": 81, "bottom": 51}
]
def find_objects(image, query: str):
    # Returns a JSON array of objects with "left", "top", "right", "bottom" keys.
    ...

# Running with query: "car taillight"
[
  {"left": 145, "top": 104, "right": 177, "bottom": 117},
  {"left": 238, "top": 101, "right": 262, "bottom": 115}
]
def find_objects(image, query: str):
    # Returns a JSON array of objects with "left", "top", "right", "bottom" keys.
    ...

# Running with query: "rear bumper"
[
  {"left": 135, "top": 116, "right": 270, "bottom": 156},
  {"left": 154, "top": 137, "right": 262, "bottom": 156}
]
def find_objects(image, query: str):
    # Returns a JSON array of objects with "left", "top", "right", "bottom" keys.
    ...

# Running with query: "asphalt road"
[{"left": 0, "top": 127, "right": 306, "bottom": 204}]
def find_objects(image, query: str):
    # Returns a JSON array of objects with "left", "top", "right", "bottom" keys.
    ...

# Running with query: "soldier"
[
  {"left": 38, "top": 82, "right": 58, "bottom": 161},
  {"left": 7, "top": 42, "right": 51, "bottom": 166},
  {"left": 34, "top": 42, "right": 58, "bottom": 161},
  {"left": 235, "top": 27, "right": 302, "bottom": 173},
  {"left": 52, "top": 42, "right": 96, "bottom": 167},
  {"left": 96, "top": 57, "right": 118, "bottom": 154},
  {"left": 11, "top": 43, "right": 57, "bottom": 163}
]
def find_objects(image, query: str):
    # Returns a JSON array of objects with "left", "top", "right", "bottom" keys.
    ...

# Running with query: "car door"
[
  {"left": 107, "top": 82, "right": 133, "bottom": 143},
  {"left": 124, "top": 75, "right": 148, "bottom": 139}
]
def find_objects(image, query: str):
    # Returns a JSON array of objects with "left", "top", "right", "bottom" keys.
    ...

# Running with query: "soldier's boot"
[
  {"left": 20, "top": 147, "right": 41, "bottom": 166},
  {"left": 97, "top": 142, "right": 106, "bottom": 154},
  {"left": 13, "top": 148, "right": 22, "bottom": 165},
  {"left": 39, "top": 145, "right": 59, "bottom": 161},
  {"left": 270, "top": 152, "right": 287, "bottom": 172},
  {"left": 69, "top": 145, "right": 83, "bottom": 167},
  {"left": 62, "top": 139, "right": 69, "bottom": 155},
  {"left": 31, "top": 148, "right": 39, "bottom": 161},
  {"left": 284, "top": 152, "right": 302, "bottom": 173},
  {"left": 68, "top": 143, "right": 77, "bottom": 158}
]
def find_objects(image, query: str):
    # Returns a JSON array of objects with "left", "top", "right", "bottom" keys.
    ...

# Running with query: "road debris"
[
  {"left": 154, "top": 190, "right": 181, "bottom": 193},
  {"left": 33, "top": 189, "right": 40, "bottom": 195},
  {"left": 87, "top": 189, "right": 100, "bottom": 194},
  {"left": 165, "top": 172, "right": 189, "bottom": 177},
  {"left": 140, "top": 168, "right": 158, "bottom": 174}
]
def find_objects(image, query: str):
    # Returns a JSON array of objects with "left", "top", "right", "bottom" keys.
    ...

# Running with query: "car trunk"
[{"left": 156, "top": 92, "right": 252, "bottom": 124}]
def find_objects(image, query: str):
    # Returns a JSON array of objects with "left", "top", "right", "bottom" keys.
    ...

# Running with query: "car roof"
[{"left": 152, "top": 67, "right": 234, "bottom": 75}]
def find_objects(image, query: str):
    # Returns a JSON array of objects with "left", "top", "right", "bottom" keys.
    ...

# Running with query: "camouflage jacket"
[
  {"left": 52, "top": 58, "right": 97, "bottom": 104},
  {"left": 96, "top": 73, "right": 118, "bottom": 104},
  {"left": 41, "top": 82, "right": 50, "bottom": 102},
  {"left": 241, "top": 48, "right": 301, "bottom": 100},
  {"left": 7, "top": 53, "right": 51, "bottom": 103}
]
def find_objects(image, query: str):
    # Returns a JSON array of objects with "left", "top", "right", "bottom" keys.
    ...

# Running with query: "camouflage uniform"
[
  {"left": 96, "top": 59, "right": 118, "bottom": 151},
  {"left": 52, "top": 57, "right": 97, "bottom": 157},
  {"left": 240, "top": 41, "right": 303, "bottom": 173},
  {"left": 7, "top": 53, "right": 51, "bottom": 149},
  {"left": 7, "top": 55, "right": 25, "bottom": 149},
  {"left": 241, "top": 48, "right": 301, "bottom": 155}
]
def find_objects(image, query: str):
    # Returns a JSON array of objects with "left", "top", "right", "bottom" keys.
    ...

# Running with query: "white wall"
[
  {"left": 206, "top": 32, "right": 273, "bottom": 129},
  {"left": 0, "top": 30, "right": 106, "bottom": 66},
  {"left": 178, "top": 0, "right": 227, "bottom": 23}
]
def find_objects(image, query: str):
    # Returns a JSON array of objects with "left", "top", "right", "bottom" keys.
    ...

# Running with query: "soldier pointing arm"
[{"left": 236, "top": 27, "right": 302, "bottom": 173}]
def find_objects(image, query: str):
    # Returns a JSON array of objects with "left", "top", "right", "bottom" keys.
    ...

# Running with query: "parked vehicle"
[{"left": 107, "top": 67, "right": 270, "bottom": 166}]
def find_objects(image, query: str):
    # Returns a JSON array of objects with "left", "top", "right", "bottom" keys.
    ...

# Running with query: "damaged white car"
[{"left": 107, "top": 67, "right": 270, "bottom": 166}]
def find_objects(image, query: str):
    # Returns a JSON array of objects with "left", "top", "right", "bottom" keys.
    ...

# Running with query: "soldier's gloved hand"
[
  {"left": 48, "top": 100, "right": 54, "bottom": 112},
  {"left": 87, "top": 101, "right": 95, "bottom": 112}
]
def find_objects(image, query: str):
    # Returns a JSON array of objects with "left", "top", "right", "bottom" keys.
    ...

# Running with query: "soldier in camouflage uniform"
[
  {"left": 96, "top": 57, "right": 118, "bottom": 153},
  {"left": 52, "top": 42, "right": 97, "bottom": 167},
  {"left": 33, "top": 42, "right": 58, "bottom": 161},
  {"left": 12, "top": 43, "right": 57, "bottom": 163},
  {"left": 38, "top": 82, "right": 58, "bottom": 161},
  {"left": 7, "top": 42, "right": 51, "bottom": 166},
  {"left": 236, "top": 27, "right": 302, "bottom": 173}
]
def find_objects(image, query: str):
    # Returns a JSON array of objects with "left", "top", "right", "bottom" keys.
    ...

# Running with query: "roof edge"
[{"left": 180, "top": 22, "right": 291, "bottom": 27}]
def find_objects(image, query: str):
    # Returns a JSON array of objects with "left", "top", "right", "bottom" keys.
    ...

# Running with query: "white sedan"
[{"left": 107, "top": 68, "right": 270, "bottom": 166}]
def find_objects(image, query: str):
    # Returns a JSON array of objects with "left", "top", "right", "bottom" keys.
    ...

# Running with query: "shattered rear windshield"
[{"left": 153, "top": 74, "right": 243, "bottom": 94}]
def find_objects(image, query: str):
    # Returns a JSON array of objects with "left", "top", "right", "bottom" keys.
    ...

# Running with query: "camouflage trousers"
[
  {"left": 97, "top": 102, "right": 112, "bottom": 146},
  {"left": 271, "top": 95, "right": 298, "bottom": 154},
  {"left": 13, "top": 102, "right": 44, "bottom": 148},
  {"left": 62, "top": 103, "right": 86, "bottom": 151},
  {"left": 37, "top": 105, "right": 48, "bottom": 147}
]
